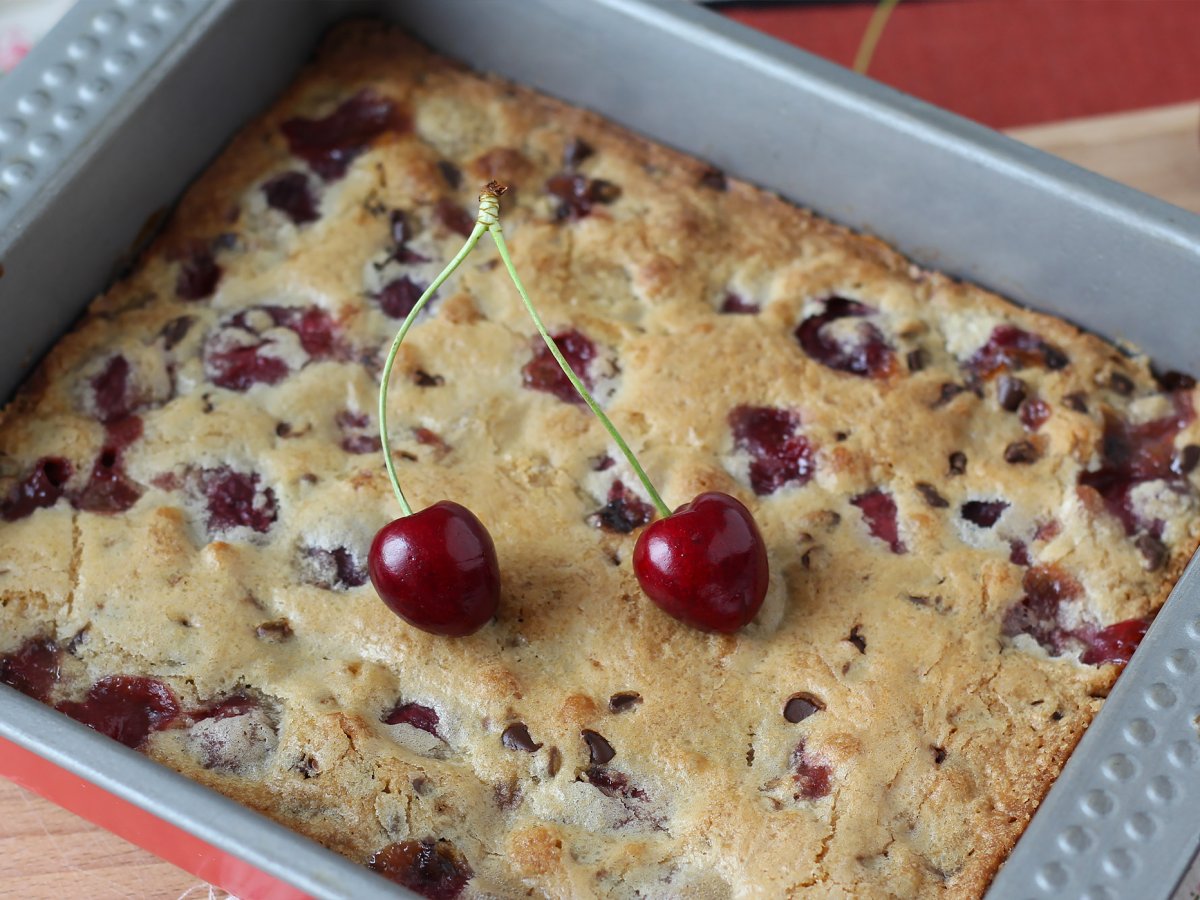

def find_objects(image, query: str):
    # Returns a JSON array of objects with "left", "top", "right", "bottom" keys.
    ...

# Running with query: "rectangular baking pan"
[{"left": 0, "top": 1, "right": 1197, "bottom": 898}]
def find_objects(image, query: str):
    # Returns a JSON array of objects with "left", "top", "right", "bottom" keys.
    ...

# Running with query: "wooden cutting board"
[{"left": 0, "top": 101, "right": 1197, "bottom": 900}]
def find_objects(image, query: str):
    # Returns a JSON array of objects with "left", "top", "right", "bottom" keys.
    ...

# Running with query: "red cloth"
[{"left": 725, "top": 0, "right": 1200, "bottom": 129}]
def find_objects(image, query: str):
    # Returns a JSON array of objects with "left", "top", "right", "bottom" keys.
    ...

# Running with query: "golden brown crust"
[{"left": 0, "top": 21, "right": 1197, "bottom": 898}]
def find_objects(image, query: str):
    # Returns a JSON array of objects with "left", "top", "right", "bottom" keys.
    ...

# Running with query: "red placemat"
[{"left": 724, "top": 0, "right": 1200, "bottom": 129}]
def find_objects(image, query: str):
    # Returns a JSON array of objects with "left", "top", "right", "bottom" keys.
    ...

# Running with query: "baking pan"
[{"left": 0, "top": 1, "right": 1197, "bottom": 897}]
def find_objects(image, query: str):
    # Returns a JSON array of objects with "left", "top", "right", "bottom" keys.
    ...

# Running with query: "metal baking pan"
[{"left": 0, "top": 1, "right": 1197, "bottom": 897}]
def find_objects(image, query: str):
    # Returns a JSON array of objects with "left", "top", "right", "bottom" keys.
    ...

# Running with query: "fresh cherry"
[
  {"left": 632, "top": 492, "right": 768, "bottom": 633},
  {"left": 368, "top": 502, "right": 500, "bottom": 637}
]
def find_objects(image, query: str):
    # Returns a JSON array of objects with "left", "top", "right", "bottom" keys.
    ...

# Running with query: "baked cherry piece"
[
  {"left": 589, "top": 480, "right": 655, "bottom": 534},
  {"left": 719, "top": 293, "right": 759, "bottom": 315},
  {"left": 262, "top": 171, "right": 319, "bottom": 225},
  {"left": 281, "top": 89, "right": 402, "bottom": 181},
  {"left": 792, "top": 741, "right": 833, "bottom": 801},
  {"left": 175, "top": 242, "right": 221, "bottom": 301},
  {"left": 729, "top": 405, "right": 815, "bottom": 496},
  {"left": 369, "top": 502, "right": 500, "bottom": 637},
  {"left": 204, "top": 305, "right": 339, "bottom": 391},
  {"left": 1002, "top": 564, "right": 1150, "bottom": 666},
  {"left": 0, "top": 636, "right": 61, "bottom": 701},
  {"left": 2, "top": 457, "right": 73, "bottom": 521},
  {"left": 368, "top": 839, "right": 472, "bottom": 899},
  {"left": 90, "top": 355, "right": 138, "bottom": 423},
  {"left": 794, "top": 297, "right": 896, "bottom": 378},
  {"left": 383, "top": 701, "right": 441, "bottom": 738},
  {"left": 1079, "top": 618, "right": 1150, "bottom": 666},
  {"left": 376, "top": 276, "right": 426, "bottom": 320},
  {"left": 75, "top": 443, "right": 144, "bottom": 514},
  {"left": 851, "top": 489, "right": 906, "bottom": 554},
  {"left": 965, "top": 325, "right": 1069, "bottom": 378},
  {"left": 632, "top": 492, "right": 769, "bottom": 633},
  {"left": 57, "top": 675, "right": 180, "bottom": 749},
  {"left": 336, "top": 410, "right": 381, "bottom": 455},
  {"left": 434, "top": 199, "right": 474, "bottom": 238},
  {"left": 545, "top": 171, "right": 621, "bottom": 221},
  {"left": 522, "top": 329, "right": 597, "bottom": 406},
  {"left": 199, "top": 467, "right": 277, "bottom": 534},
  {"left": 301, "top": 544, "right": 368, "bottom": 589},
  {"left": 1079, "top": 392, "right": 1194, "bottom": 536}
]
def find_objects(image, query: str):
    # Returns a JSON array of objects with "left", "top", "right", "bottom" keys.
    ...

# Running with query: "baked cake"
[{"left": 1, "top": 22, "right": 1197, "bottom": 898}]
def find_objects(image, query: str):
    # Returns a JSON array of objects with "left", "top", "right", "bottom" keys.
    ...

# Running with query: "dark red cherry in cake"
[
  {"left": 368, "top": 501, "right": 500, "bottom": 636},
  {"left": 632, "top": 492, "right": 768, "bottom": 633}
]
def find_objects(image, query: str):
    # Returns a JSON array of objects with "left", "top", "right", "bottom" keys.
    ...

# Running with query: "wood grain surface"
[{"left": 0, "top": 101, "right": 1197, "bottom": 900}]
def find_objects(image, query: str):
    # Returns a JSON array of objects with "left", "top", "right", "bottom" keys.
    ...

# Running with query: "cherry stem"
[
  {"left": 378, "top": 218, "right": 488, "bottom": 516},
  {"left": 485, "top": 187, "right": 671, "bottom": 520}
]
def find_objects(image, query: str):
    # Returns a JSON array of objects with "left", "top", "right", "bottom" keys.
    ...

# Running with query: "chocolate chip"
[
  {"left": 608, "top": 691, "right": 642, "bottom": 713},
  {"left": 547, "top": 746, "right": 562, "bottom": 777},
  {"left": 160, "top": 315, "right": 195, "bottom": 350},
  {"left": 581, "top": 729, "right": 615, "bottom": 765},
  {"left": 847, "top": 626, "right": 867, "bottom": 654},
  {"left": 255, "top": 619, "right": 293, "bottom": 642},
  {"left": 783, "top": 693, "right": 824, "bottom": 723},
  {"left": 916, "top": 482, "right": 949, "bottom": 508},
  {"left": 835, "top": 431, "right": 849, "bottom": 442},
  {"left": 436, "top": 160, "right": 462, "bottom": 189},
  {"left": 960, "top": 499, "right": 1007, "bottom": 527},
  {"left": 932, "top": 746, "right": 947, "bottom": 765},
  {"left": 275, "top": 422, "right": 292, "bottom": 438},
  {"left": 1004, "top": 440, "right": 1039, "bottom": 464},
  {"left": 933, "top": 383, "right": 966, "bottom": 408},
  {"left": 1043, "top": 345, "right": 1069, "bottom": 370},
  {"left": 1154, "top": 369, "right": 1196, "bottom": 392},
  {"left": 501, "top": 722, "right": 542, "bottom": 752},
  {"left": 948, "top": 451, "right": 967, "bottom": 476},
  {"left": 1172, "top": 444, "right": 1200, "bottom": 476},
  {"left": 1136, "top": 534, "right": 1167, "bottom": 571},
  {"left": 698, "top": 167, "right": 727, "bottom": 191},
  {"left": 563, "top": 138, "right": 594, "bottom": 168},
  {"left": 413, "top": 369, "right": 444, "bottom": 387},
  {"left": 996, "top": 375, "right": 1027, "bottom": 412},
  {"left": 66, "top": 627, "right": 89, "bottom": 655},
  {"left": 1063, "top": 391, "right": 1089, "bottom": 413},
  {"left": 589, "top": 179, "right": 621, "bottom": 204},
  {"left": 905, "top": 349, "right": 926, "bottom": 372},
  {"left": 1109, "top": 372, "right": 1135, "bottom": 396}
]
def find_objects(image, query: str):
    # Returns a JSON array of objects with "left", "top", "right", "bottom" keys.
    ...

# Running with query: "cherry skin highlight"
[
  {"left": 632, "top": 492, "right": 769, "bottom": 633},
  {"left": 368, "top": 501, "right": 500, "bottom": 637}
]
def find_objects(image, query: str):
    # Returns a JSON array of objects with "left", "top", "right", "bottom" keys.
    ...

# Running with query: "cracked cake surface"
[{"left": 1, "top": 21, "right": 1198, "bottom": 899}]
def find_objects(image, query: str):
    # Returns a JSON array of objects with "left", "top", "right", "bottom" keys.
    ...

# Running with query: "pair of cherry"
[{"left": 369, "top": 185, "right": 769, "bottom": 637}]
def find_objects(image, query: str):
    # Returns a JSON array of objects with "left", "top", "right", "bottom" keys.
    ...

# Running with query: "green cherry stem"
[
  {"left": 378, "top": 217, "right": 488, "bottom": 516},
  {"left": 484, "top": 183, "right": 671, "bottom": 520}
]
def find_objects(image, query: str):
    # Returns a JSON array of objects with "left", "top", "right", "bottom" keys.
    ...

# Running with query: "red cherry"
[
  {"left": 632, "top": 492, "right": 769, "bottom": 633},
  {"left": 368, "top": 501, "right": 500, "bottom": 636}
]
